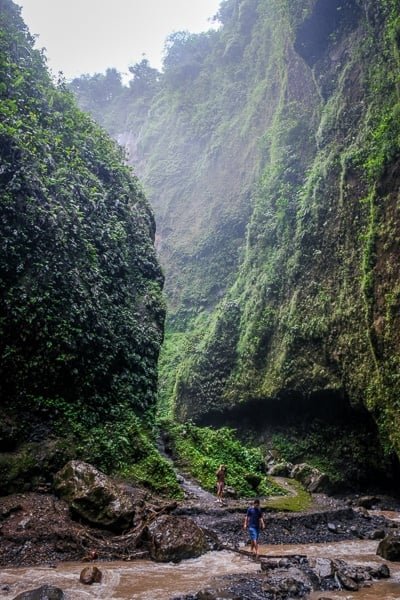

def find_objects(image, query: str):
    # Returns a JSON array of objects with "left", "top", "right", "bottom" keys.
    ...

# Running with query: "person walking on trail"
[
  {"left": 215, "top": 464, "right": 227, "bottom": 504},
  {"left": 243, "top": 498, "right": 265, "bottom": 557}
]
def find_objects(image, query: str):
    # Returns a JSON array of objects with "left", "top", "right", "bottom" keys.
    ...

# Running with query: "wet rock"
[
  {"left": 370, "top": 563, "right": 390, "bottom": 578},
  {"left": 263, "top": 565, "right": 313, "bottom": 595},
  {"left": 54, "top": 461, "right": 138, "bottom": 531},
  {"left": 290, "top": 463, "right": 330, "bottom": 493},
  {"left": 308, "top": 557, "right": 334, "bottom": 578},
  {"left": 377, "top": 532, "right": 400, "bottom": 561},
  {"left": 260, "top": 558, "right": 280, "bottom": 571},
  {"left": 223, "top": 486, "right": 238, "bottom": 499},
  {"left": 12, "top": 585, "right": 65, "bottom": 599},
  {"left": 195, "top": 589, "right": 237, "bottom": 599},
  {"left": 336, "top": 570, "right": 359, "bottom": 591},
  {"left": 308, "top": 473, "right": 330, "bottom": 493},
  {"left": 369, "top": 529, "right": 386, "bottom": 540},
  {"left": 260, "top": 557, "right": 294, "bottom": 572},
  {"left": 82, "top": 549, "right": 98, "bottom": 561},
  {"left": 356, "top": 506, "right": 371, "bottom": 519},
  {"left": 79, "top": 566, "right": 102, "bottom": 584},
  {"left": 354, "top": 496, "right": 380, "bottom": 509},
  {"left": 327, "top": 522, "right": 338, "bottom": 533},
  {"left": 277, "top": 575, "right": 309, "bottom": 595},
  {"left": 146, "top": 514, "right": 208, "bottom": 562},
  {"left": 352, "top": 566, "right": 372, "bottom": 582}
]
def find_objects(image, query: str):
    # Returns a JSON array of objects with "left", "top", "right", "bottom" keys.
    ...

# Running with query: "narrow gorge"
[
  {"left": 71, "top": 0, "right": 400, "bottom": 489},
  {"left": 1, "top": 0, "right": 400, "bottom": 597}
]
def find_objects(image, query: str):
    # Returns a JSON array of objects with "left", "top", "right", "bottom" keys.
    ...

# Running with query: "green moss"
[
  {"left": 265, "top": 479, "right": 311, "bottom": 512},
  {"left": 71, "top": 0, "right": 400, "bottom": 469},
  {"left": 0, "top": 450, "right": 37, "bottom": 493}
]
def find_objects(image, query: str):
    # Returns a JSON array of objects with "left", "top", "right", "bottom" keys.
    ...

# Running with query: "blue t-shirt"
[{"left": 246, "top": 506, "right": 263, "bottom": 529}]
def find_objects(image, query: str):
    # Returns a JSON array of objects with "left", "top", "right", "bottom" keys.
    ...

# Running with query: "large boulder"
[
  {"left": 290, "top": 463, "right": 330, "bottom": 493},
  {"left": 307, "top": 557, "right": 334, "bottom": 578},
  {"left": 377, "top": 532, "right": 400, "bottom": 561},
  {"left": 267, "top": 462, "right": 292, "bottom": 477},
  {"left": 13, "top": 585, "right": 65, "bottom": 599},
  {"left": 146, "top": 514, "right": 208, "bottom": 562},
  {"left": 54, "top": 461, "right": 140, "bottom": 531}
]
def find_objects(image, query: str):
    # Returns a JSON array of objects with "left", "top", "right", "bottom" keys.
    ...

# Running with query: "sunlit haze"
[{"left": 18, "top": 0, "right": 222, "bottom": 80}]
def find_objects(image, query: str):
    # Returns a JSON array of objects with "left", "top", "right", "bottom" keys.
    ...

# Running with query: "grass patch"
[{"left": 265, "top": 478, "right": 311, "bottom": 512}]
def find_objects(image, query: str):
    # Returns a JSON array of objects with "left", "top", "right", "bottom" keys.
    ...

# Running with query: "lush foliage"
[
  {"left": 165, "top": 0, "right": 400, "bottom": 465},
  {"left": 0, "top": 0, "right": 165, "bottom": 475},
  {"left": 71, "top": 0, "right": 400, "bottom": 477},
  {"left": 161, "top": 420, "right": 284, "bottom": 498}
]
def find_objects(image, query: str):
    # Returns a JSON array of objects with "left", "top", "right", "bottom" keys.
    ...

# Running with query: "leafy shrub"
[{"left": 161, "top": 420, "right": 284, "bottom": 497}]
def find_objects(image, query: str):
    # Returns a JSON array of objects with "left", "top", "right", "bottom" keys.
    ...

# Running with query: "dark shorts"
[{"left": 249, "top": 526, "right": 260, "bottom": 541}]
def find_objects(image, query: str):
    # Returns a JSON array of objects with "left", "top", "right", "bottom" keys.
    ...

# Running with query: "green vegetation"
[
  {"left": 161, "top": 420, "right": 284, "bottom": 498},
  {"left": 271, "top": 420, "right": 394, "bottom": 488},
  {"left": 265, "top": 479, "right": 311, "bottom": 512},
  {"left": 0, "top": 0, "right": 165, "bottom": 484},
  {"left": 69, "top": 0, "right": 400, "bottom": 476}
]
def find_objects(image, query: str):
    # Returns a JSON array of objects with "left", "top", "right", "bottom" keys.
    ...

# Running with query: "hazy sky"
[{"left": 18, "top": 0, "right": 222, "bottom": 80}]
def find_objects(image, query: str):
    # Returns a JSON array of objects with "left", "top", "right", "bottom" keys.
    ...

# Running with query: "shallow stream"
[{"left": 1, "top": 513, "right": 400, "bottom": 599}]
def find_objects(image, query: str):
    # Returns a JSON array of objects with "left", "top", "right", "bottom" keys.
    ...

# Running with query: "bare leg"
[{"left": 216, "top": 482, "right": 225, "bottom": 503}]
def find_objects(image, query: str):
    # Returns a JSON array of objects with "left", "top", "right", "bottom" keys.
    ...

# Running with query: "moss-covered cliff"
[
  {"left": 174, "top": 0, "right": 400, "bottom": 457},
  {"left": 71, "top": 0, "right": 400, "bottom": 478},
  {"left": 0, "top": 0, "right": 166, "bottom": 490}
]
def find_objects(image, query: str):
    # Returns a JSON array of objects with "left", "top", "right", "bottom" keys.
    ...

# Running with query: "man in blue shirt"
[{"left": 243, "top": 498, "right": 265, "bottom": 557}]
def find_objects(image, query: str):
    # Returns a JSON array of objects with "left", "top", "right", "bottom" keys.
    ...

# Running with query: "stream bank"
[{"left": 1, "top": 460, "right": 399, "bottom": 599}]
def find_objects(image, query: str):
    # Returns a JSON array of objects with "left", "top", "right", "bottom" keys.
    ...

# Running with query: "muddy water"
[
  {"left": 1, "top": 540, "right": 399, "bottom": 600},
  {"left": 0, "top": 551, "right": 259, "bottom": 600},
  {"left": 256, "top": 539, "right": 400, "bottom": 600},
  {"left": 2, "top": 519, "right": 400, "bottom": 599}
]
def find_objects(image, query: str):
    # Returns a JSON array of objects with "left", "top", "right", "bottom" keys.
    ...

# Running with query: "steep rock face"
[
  {"left": 71, "top": 0, "right": 400, "bottom": 466},
  {"left": 0, "top": 0, "right": 164, "bottom": 482},
  {"left": 172, "top": 0, "right": 400, "bottom": 461}
]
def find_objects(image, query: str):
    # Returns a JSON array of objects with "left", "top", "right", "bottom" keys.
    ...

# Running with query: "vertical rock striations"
[{"left": 71, "top": 1, "right": 400, "bottom": 467}]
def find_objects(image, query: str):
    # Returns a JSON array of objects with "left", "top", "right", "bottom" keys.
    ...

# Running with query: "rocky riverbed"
[
  {"left": 0, "top": 461, "right": 399, "bottom": 599},
  {"left": 1, "top": 486, "right": 398, "bottom": 568}
]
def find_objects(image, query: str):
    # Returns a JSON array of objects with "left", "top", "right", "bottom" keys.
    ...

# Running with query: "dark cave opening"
[
  {"left": 198, "top": 390, "right": 400, "bottom": 493},
  {"left": 198, "top": 389, "right": 367, "bottom": 429},
  {"left": 294, "top": 0, "right": 361, "bottom": 67}
]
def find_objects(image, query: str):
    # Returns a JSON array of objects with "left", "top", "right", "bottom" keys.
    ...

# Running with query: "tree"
[{"left": 128, "top": 58, "right": 160, "bottom": 96}]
